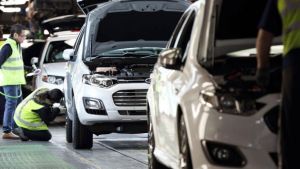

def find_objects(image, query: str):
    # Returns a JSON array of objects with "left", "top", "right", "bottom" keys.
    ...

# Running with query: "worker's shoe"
[
  {"left": 2, "top": 132, "right": 20, "bottom": 140},
  {"left": 13, "top": 128, "right": 29, "bottom": 141}
]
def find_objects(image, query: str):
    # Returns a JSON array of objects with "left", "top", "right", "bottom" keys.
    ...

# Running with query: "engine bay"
[
  {"left": 206, "top": 53, "right": 282, "bottom": 115},
  {"left": 90, "top": 63, "right": 153, "bottom": 83}
]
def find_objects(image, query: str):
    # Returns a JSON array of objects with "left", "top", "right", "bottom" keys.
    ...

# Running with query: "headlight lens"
[
  {"left": 83, "top": 74, "right": 118, "bottom": 88},
  {"left": 42, "top": 75, "right": 64, "bottom": 85},
  {"left": 201, "top": 91, "right": 257, "bottom": 116}
]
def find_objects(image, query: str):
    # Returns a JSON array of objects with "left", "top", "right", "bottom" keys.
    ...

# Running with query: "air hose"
[{"left": 0, "top": 88, "right": 22, "bottom": 99}]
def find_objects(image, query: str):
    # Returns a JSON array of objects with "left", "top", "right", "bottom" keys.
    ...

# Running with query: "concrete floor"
[{"left": 0, "top": 117, "right": 148, "bottom": 169}]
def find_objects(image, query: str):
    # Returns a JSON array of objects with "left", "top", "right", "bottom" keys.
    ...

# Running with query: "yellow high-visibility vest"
[
  {"left": 14, "top": 88, "right": 49, "bottom": 130},
  {"left": 278, "top": 0, "right": 300, "bottom": 55},
  {"left": 0, "top": 38, "right": 26, "bottom": 86}
]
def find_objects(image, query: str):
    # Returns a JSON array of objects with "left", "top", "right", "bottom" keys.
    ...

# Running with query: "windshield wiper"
[
  {"left": 140, "top": 54, "right": 158, "bottom": 58},
  {"left": 87, "top": 52, "right": 157, "bottom": 61}
]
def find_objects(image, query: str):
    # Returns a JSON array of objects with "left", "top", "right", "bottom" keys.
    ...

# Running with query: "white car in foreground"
[
  {"left": 147, "top": 0, "right": 281, "bottom": 169},
  {"left": 63, "top": 0, "right": 189, "bottom": 149}
]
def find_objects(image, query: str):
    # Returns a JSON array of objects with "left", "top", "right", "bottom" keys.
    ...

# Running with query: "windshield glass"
[{"left": 45, "top": 39, "right": 76, "bottom": 63}]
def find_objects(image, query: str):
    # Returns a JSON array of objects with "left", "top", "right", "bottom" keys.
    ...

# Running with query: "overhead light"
[
  {"left": 0, "top": 6, "right": 21, "bottom": 13},
  {"left": 3, "top": 34, "right": 9, "bottom": 39},
  {"left": 43, "top": 29, "right": 49, "bottom": 35},
  {"left": 0, "top": 0, "right": 28, "bottom": 6}
]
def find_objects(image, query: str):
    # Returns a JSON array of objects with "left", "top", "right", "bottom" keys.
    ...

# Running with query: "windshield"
[
  {"left": 96, "top": 11, "right": 183, "bottom": 42},
  {"left": 45, "top": 39, "right": 76, "bottom": 63},
  {"left": 92, "top": 47, "right": 163, "bottom": 58}
]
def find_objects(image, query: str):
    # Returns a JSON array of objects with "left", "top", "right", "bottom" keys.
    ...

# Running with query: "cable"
[{"left": 0, "top": 87, "right": 22, "bottom": 99}]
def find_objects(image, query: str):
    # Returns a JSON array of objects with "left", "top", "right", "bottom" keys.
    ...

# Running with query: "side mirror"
[
  {"left": 63, "top": 49, "right": 75, "bottom": 61},
  {"left": 30, "top": 57, "right": 38, "bottom": 65},
  {"left": 159, "top": 48, "right": 181, "bottom": 70}
]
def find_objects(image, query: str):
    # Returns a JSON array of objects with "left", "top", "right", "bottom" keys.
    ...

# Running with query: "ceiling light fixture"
[
  {"left": 0, "top": 0, "right": 28, "bottom": 6},
  {"left": 0, "top": 6, "right": 21, "bottom": 12}
]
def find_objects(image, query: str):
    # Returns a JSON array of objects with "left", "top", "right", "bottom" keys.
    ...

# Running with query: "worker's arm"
[
  {"left": 256, "top": 29, "right": 274, "bottom": 69},
  {"left": 0, "top": 44, "right": 12, "bottom": 67},
  {"left": 255, "top": 0, "right": 282, "bottom": 87},
  {"left": 32, "top": 106, "right": 60, "bottom": 124},
  {"left": 256, "top": 0, "right": 282, "bottom": 65}
]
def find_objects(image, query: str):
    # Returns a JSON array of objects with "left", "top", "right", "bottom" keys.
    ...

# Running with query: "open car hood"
[
  {"left": 208, "top": 0, "right": 281, "bottom": 59},
  {"left": 77, "top": 0, "right": 109, "bottom": 14},
  {"left": 41, "top": 15, "right": 85, "bottom": 34},
  {"left": 83, "top": 0, "right": 189, "bottom": 59}
]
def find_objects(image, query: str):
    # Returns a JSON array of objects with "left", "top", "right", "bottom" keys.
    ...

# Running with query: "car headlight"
[
  {"left": 42, "top": 75, "right": 64, "bottom": 85},
  {"left": 201, "top": 91, "right": 257, "bottom": 116},
  {"left": 82, "top": 74, "right": 118, "bottom": 88}
]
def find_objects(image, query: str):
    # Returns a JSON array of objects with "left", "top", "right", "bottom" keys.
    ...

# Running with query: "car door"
[
  {"left": 64, "top": 28, "right": 85, "bottom": 118},
  {"left": 154, "top": 8, "right": 197, "bottom": 160}
]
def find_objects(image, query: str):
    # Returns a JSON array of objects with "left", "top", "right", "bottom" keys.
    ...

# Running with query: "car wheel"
[
  {"left": 179, "top": 115, "right": 192, "bottom": 169},
  {"left": 72, "top": 99, "right": 93, "bottom": 149},
  {"left": 148, "top": 120, "right": 168, "bottom": 169},
  {"left": 66, "top": 114, "right": 72, "bottom": 143}
]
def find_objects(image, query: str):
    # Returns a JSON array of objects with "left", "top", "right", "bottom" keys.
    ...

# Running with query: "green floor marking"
[{"left": 0, "top": 144, "right": 74, "bottom": 169}]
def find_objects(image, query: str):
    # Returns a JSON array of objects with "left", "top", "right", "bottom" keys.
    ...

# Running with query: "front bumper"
[{"left": 75, "top": 83, "right": 149, "bottom": 125}]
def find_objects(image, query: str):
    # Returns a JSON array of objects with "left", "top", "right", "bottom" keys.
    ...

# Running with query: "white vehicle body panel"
[
  {"left": 35, "top": 33, "right": 78, "bottom": 91},
  {"left": 64, "top": 0, "right": 189, "bottom": 129},
  {"left": 147, "top": 0, "right": 280, "bottom": 168}
]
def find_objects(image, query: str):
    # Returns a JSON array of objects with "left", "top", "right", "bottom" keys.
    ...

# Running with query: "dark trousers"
[
  {"left": 22, "top": 127, "right": 52, "bottom": 141},
  {"left": 280, "top": 49, "right": 300, "bottom": 169}
]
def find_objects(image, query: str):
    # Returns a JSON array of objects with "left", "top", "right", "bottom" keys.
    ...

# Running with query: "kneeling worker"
[{"left": 13, "top": 88, "right": 63, "bottom": 141}]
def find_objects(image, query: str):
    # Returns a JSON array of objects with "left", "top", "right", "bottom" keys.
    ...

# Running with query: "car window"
[
  {"left": 76, "top": 35, "right": 84, "bottom": 59},
  {"left": 74, "top": 26, "right": 85, "bottom": 56},
  {"left": 168, "top": 10, "right": 190, "bottom": 48},
  {"left": 172, "top": 10, "right": 196, "bottom": 65},
  {"left": 45, "top": 39, "right": 76, "bottom": 63}
]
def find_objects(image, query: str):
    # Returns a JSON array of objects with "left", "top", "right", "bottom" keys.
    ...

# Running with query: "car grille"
[
  {"left": 118, "top": 110, "right": 146, "bottom": 115},
  {"left": 112, "top": 89, "right": 147, "bottom": 106},
  {"left": 117, "top": 78, "right": 147, "bottom": 83},
  {"left": 85, "top": 109, "right": 107, "bottom": 115}
]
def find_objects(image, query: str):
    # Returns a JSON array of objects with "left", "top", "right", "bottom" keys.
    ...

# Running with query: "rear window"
[{"left": 96, "top": 11, "right": 183, "bottom": 42}]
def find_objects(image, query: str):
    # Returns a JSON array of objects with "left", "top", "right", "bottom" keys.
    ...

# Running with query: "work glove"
[{"left": 256, "top": 67, "right": 270, "bottom": 88}]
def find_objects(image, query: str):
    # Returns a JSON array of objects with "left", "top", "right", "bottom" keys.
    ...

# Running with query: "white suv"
[
  {"left": 33, "top": 15, "right": 84, "bottom": 91},
  {"left": 34, "top": 32, "right": 78, "bottom": 91},
  {"left": 147, "top": 0, "right": 281, "bottom": 169},
  {"left": 63, "top": 0, "right": 189, "bottom": 149}
]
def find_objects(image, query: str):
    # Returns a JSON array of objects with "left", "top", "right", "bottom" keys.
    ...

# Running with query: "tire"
[
  {"left": 178, "top": 115, "right": 192, "bottom": 169},
  {"left": 72, "top": 99, "right": 93, "bottom": 149},
  {"left": 66, "top": 114, "right": 72, "bottom": 143},
  {"left": 148, "top": 121, "right": 168, "bottom": 169}
]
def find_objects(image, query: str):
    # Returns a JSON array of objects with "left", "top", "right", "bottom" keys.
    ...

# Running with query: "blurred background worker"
[
  {"left": 0, "top": 24, "right": 26, "bottom": 139},
  {"left": 0, "top": 27, "right": 5, "bottom": 48},
  {"left": 0, "top": 26, "right": 5, "bottom": 125},
  {"left": 14, "top": 88, "right": 63, "bottom": 141},
  {"left": 256, "top": 0, "right": 299, "bottom": 168}
]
